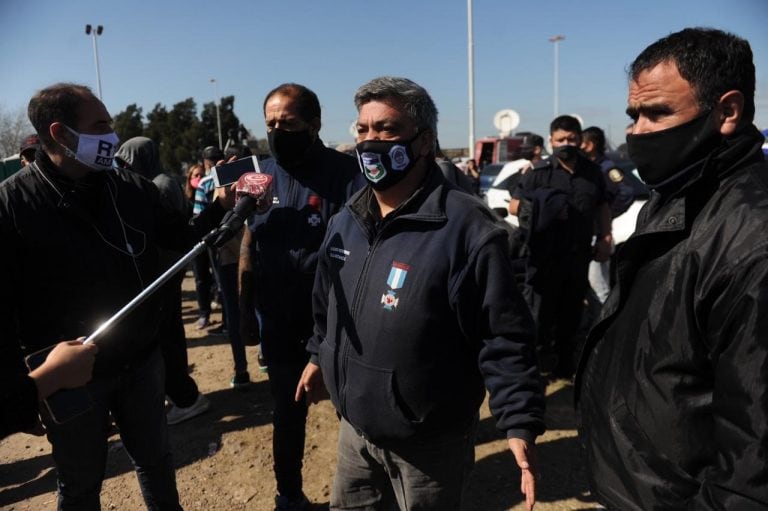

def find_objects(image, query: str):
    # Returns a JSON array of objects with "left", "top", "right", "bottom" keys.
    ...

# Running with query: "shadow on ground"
[{"left": 0, "top": 375, "right": 273, "bottom": 508}]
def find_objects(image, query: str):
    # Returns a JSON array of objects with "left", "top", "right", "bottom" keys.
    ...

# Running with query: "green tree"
[
  {"left": 113, "top": 104, "right": 144, "bottom": 143},
  {"left": 201, "top": 95, "right": 243, "bottom": 149},
  {"left": 163, "top": 98, "right": 203, "bottom": 174},
  {"left": 144, "top": 103, "right": 169, "bottom": 169},
  {"left": 123, "top": 95, "right": 246, "bottom": 173}
]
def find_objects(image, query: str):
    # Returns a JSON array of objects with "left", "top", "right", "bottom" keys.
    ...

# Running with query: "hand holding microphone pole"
[{"left": 207, "top": 172, "right": 273, "bottom": 248}]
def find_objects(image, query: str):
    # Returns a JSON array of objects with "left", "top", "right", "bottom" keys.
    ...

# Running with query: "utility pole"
[
  {"left": 549, "top": 35, "right": 565, "bottom": 118},
  {"left": 467, "top": 0, "right": 476, "bottom": 158},
  {"left": 210, "top": 78, "right": 223, "bottom": 150},
  {"left": 85, "top": 25, "right": 104, "bottom": 100}
]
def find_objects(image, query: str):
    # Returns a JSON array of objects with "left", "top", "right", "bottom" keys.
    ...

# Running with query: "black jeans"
[
  {"left": 43, "top": 349, "right": 181, "bottom": 511},
  {"left": 267, "top": 360, "right": 309, "bottom": 499},
  {"left": 159, "top": 270, "right": 199, "bottom": 407},
  {"left": 529, "top": 250, "right": 591, "bottom": 375},
  {"left": 191, "top": 249, "right": 213, "bottom": 319},
  {"left": 218, "top": 263, "right": 247, "bottom": 373}
]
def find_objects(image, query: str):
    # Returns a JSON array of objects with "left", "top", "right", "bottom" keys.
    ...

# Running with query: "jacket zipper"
[{"left": 338, "top": 224, "right": 386, "bottom": 421}]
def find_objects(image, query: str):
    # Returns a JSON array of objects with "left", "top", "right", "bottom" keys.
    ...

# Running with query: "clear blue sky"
[{"left": 1, "top": 0, "right": 766, "bottom": 150}]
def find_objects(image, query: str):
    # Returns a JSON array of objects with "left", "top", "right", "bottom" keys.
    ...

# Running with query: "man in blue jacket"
[
  {"left": 238, "top": 83, "right": 362, "bottom": 511},
  {"left": 297, "top": 77, "right": 544, "bottom": 511}
]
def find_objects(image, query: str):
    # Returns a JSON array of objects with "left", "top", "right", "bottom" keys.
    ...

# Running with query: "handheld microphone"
[{"left": 207, "top": 172, "right": 273, "bottom": 248}]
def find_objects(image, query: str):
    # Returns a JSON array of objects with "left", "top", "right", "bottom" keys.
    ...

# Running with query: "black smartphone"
[
  {"left": 212, "top": 156, "right": 261, "bottom": 187},
  {"left": 25, "top": 345, "right": 93, "bottom": 424}
]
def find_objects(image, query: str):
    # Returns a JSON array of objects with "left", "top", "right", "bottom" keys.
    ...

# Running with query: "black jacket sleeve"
[
  {"left": 0, "top": 373, "right": 39, "bottom": 439},
  {"left": 693, "top": 253, "right": 768, "bottom": 508}
]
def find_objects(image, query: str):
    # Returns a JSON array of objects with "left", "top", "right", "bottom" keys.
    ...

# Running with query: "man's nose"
[{"left": 632, "top": 118, "right": 651, "bottom": 135}]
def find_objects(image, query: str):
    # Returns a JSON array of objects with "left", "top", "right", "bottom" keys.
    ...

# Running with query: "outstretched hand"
[{"left": 508, "top": 437, "right": 537, "bottom": 511}]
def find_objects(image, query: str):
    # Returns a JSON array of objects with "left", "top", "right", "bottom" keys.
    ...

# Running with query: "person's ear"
[
  {"left": 415, "top": 129, "right": 435, "bottom": 158},
  {"left": 49, "top": 122, "right": 74, "bottom": 152},
  {"left": 309, "top": 117, "right": 321, "bottom": 140},
  {"left": 716, "top": 90, "right": 744, "bottom": 136}
]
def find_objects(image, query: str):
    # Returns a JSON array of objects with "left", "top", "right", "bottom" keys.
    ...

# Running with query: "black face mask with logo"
[
  {"left": 356, "top": 132, "right": 423, "bottom": 191},
  {"left": 268, "top": 128, "right": 313, "bottom": 170},
  {"left": 627, "top": 110, "right": 723, "bottom": 188}
]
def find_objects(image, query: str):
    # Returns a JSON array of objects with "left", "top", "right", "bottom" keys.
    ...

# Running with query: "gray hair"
[{"left": 354, "top": 77, "right": 438, "bottom": 135}]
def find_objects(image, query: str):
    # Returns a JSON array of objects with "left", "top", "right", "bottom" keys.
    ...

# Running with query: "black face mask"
[
  {"left": 268, "top": 128, "right": 313, "bottom": 170},
  {"left": 551, "top": 144, "right": 579, "bottom": 162},
  {"left": 627, "top": 110, "right": 722, "bottom": 188},
  {"left": 356, "top": 132, "right": 422, "bottom": 191}
]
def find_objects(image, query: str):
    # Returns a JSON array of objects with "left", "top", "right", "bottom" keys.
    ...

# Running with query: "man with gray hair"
[{"left": 296, "top": 76, "right": 544, "bottom": 510}]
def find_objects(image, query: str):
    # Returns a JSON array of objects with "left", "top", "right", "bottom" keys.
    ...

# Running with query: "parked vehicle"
[
  {"left": 478, "top": 162, "right": 506, "bottom": 198},
  {"left": 483, "top": 159, "right": 532, "bottom": 226},
  {"left": 475, "top": 136, "right": 525, "bottom": 168}
]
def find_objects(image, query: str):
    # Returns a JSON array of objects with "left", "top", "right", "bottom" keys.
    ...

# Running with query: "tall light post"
[
  {"left": 85, "top": 24, "right": 104, "bottom": 100},
  {"left": 549, "top": 35, "right": 565, "bottom": 118},
  {"left": 210, "top": 78, "right": 223, "bottom": 150},
  {"left": 467, "top": 0, "right": 476, "bottom": 159}
]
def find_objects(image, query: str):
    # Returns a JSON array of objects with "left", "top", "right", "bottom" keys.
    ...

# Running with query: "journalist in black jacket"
[
  {"left": 0, "top": 83, "right": 228, "bottom": 509},
  {"left": 0, "top": 150, "right": 226, "bottom": 374}
]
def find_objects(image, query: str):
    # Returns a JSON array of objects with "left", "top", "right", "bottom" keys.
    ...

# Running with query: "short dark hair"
[
  {"left": 517, "top": 131, "right": 544, "bottom": 148},
  {"left": 630, "top": 27, "right": 755, "bottom": 122},
  {"left": 28, "top": 83, "right": 96, "bottom": 151},
  {"left": 550, "top": 115, "right": 581, "bottom": 135},
  {"left": 582, "top": 126, "right": 606, "bottom": 155},
  {"left": 262, "top": 83, "right": 321, "bottom": 123}
]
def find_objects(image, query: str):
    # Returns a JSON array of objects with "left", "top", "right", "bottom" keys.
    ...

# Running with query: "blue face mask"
[
  {"left": 356, "top": 131, "right": 423, "bottom": 191},
  {"left": 61, "top": 125, "right": 120, "bottom": 171}
]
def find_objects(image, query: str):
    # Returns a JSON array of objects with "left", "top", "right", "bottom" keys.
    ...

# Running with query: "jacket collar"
[
  {"left": 636, "top": 125, "right": 765, "bottom": 237},
  {"left": 348, "top": 163, "right": 448, "bottom": 234}
]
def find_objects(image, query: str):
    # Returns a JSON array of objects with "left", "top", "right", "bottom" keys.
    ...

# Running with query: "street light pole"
[
  {"left": 549, "top": 35, "right": 565, "bottom": 118},
  {"left": 85, "top": 24, "right": 104, "bottom": 100},
  {"left": 467, "top": 0, "right": 476, "bottom": 159},
  {"left": 210, "top": 78, "right": 223, "bottom": 150}
]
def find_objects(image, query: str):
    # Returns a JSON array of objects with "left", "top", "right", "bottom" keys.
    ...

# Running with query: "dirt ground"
[{"left": 0, "top": 273, "right": 598, "bottom": 511}]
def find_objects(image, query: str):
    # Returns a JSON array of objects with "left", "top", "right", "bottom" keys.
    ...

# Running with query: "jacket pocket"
[
  {"left": 609, "top": 401, "right": 697, "bottom": 505},
  {"left": 343, "top": 357, "right": 416, "bottom": 441}
]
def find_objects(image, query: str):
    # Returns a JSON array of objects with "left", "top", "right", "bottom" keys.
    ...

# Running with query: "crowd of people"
[{"left": 1, "top": 26, "right": 766, "bottom": 511}]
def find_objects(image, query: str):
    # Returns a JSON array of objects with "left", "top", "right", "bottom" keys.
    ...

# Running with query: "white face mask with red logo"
[{"left": 61, "top": 125, "right": 120, "bottom": 171}]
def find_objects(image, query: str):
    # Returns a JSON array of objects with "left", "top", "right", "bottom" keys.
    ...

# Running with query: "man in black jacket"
[
  {"left": 577, "top": 28, "right": 768, "bottom": 509},
  {"left": 508, "top": 116, "right": 612, "bottom": 378},
  {"left": 0, "top": 83, "right": 229, "bottom": 510},
  {"left": 296, "top": 76, "right": 543, "bottom": 511}
]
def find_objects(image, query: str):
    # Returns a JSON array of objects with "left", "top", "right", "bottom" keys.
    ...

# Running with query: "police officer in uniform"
[
  {"left": 508, "top": 115, "right": 611, "bottom": 378},
  {"left": 581, "top": 126, "right": 635, "bottom": 304}
]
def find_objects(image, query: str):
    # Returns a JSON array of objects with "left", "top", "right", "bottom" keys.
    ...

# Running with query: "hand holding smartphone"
[{"left": 212, "top": 156, "right": 261, "bottom": 188}]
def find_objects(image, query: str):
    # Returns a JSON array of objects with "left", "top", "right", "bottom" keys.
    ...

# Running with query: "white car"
[{"left": 483, "top": 159, "right": 533, "bottom": 227}]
